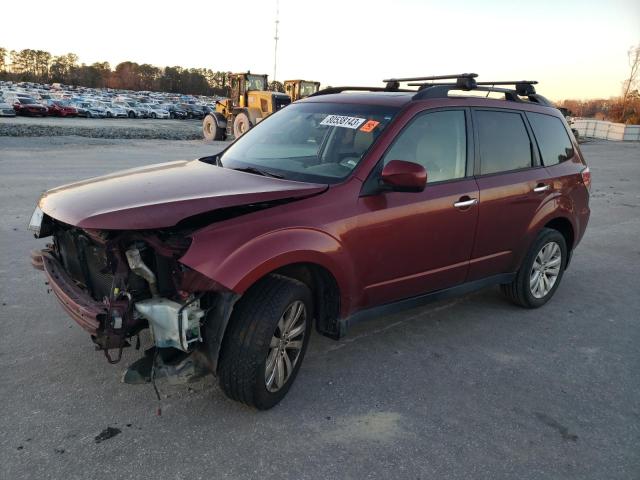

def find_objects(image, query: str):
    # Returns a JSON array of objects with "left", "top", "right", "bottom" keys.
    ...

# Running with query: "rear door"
[
  {"left": 468, "top": 108, "right": 552, "bottom": 280},
  {"left": 352, "top": 108, "right": 480, "bottom": 307}
]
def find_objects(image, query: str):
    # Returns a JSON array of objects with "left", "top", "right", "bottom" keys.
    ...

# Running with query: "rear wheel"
[
  {"left": 203, "top": 114, "right": 224, "bottom": 141},
  {"left": 218, "top": 275, "right": 312, "bottom": 410},
  {"left": 128, "top": 111, "right": 135, "bottom": 118},
  {"left": 500, "top": 228, "right": 567, "bottom": 308},
  {"left": 233, "top": 112, "right": 252, "bottom": 138}
]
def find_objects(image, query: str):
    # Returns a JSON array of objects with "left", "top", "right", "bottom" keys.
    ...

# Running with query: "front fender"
[{"left": 179, "top": 227, "right": 357, "bottom": 315}]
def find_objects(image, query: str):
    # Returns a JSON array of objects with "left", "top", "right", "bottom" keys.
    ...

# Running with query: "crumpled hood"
[{"left": 39, "top": 159, "right": 327, "bottom": 230}]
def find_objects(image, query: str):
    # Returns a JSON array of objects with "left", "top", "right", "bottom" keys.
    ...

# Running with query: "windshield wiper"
[{"left": 231, "top": 167, "right": 284, "bottom": 179}]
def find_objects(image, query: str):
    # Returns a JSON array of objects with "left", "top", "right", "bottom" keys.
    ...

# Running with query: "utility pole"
[{"left": 273, "top": 0, "right": 280, "bottom": 82}]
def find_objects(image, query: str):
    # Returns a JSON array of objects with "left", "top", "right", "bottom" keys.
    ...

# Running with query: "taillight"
[{"left": 581, "top": 166, "right": 591, "bottom": 191}]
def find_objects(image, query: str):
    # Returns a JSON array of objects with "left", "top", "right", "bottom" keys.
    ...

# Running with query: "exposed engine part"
[
  {"left": 125, "top": 247, "right": 158, "bottom": 296},
  {"left": 134, "top": 297, "right": 204, "bottom": 352}
]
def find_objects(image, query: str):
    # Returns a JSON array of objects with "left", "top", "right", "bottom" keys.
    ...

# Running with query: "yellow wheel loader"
[
  {"left": 283, "top": 80, "right": 321, "bottom": 102},
  {"left": 203, "top": 72, "right": 291, "bottom": 141}
]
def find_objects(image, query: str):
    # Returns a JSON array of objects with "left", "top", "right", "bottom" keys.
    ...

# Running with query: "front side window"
[
  {"left": 476, "top": 110, "right": 532, "bottom": 175},
  {"left": 218, "top": 102, "right": 398, "bottom": 184},
  {"left": 382, "top": 110, "right": 467, "bottom": 183},
  {"left": 527, "top": 112, "right": 574, "bottom": 166}
]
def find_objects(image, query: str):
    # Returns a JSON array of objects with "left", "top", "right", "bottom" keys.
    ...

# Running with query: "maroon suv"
[{"left": 29, "top": 74, "right": 590, "bottom": 409}]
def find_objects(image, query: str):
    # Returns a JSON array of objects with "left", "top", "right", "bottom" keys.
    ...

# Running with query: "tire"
[
  {"left": 233, "top": 112, "right": 252, "bottom": 138},
  {"left": 86, "top": 112, "right": 92, "bottom": 118},
  {"left": 128, "top": 111, "right": 135, "bottom": 119},
  {"left": 170, "top": 112, "right": 175, "bottom": 119},
  {"left": 106, "top": 111, "right": 112, "bottom": 118},
  {"left": 500, "top": 228, "right": 567, "bottom": 308},
  {"left": 203, "top": 114, "right": 224, "bottom": 141},
  {"left": 218, "top": 274, "right": 313, "bottom": 410},
  {"left": 151, "top": 112, "right": 157, "bottom": 119}
]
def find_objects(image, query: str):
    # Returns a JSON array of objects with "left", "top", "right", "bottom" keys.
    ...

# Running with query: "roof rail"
[{"left": 309, "top": 85, "right": 414, "bottom": 97}]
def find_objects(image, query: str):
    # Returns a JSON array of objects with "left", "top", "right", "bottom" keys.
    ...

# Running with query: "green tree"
[
  {"left": 269, "top": 80, "right": 284, "bottom": 93},
  {"left": 0, "top": 47, "right": 7, "bottom": 73}
]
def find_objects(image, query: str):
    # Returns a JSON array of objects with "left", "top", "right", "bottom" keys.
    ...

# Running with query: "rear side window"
[
  {"left": 476, "top": 110, "right": 532, "bottom": 175},
  {"left": 527, "top": 112, "right": 574, "bottom": 166}
]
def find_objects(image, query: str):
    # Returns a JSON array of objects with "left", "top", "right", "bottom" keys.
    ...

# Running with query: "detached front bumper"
[{"left": 31, "top": 249, "right": 106, "bottom": 334}]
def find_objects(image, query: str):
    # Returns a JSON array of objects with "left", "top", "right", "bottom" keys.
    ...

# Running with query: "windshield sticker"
[
  {"left": 360, "top": 120, "right": 380, "bottom": 133},
  {"left": 320, "top": 115, "right": 367, "bottom": 129}
]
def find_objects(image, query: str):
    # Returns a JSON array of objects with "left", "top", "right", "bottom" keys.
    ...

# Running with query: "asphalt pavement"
[{"left": 0, "top": 137, "right": 638, "bottom": 479}]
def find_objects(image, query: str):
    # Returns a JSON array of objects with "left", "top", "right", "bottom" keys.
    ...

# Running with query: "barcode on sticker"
[{"left": 320, "top": 115, "right": 367, "bottom": 129}]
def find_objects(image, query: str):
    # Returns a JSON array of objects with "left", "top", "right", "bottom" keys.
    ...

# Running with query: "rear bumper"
[{"left": 31, "top": 249, "right": 106, "bottom": 334}]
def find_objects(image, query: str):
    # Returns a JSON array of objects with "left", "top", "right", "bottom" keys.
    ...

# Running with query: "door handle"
[
  {"left": 453, "top": 197, "right": 478, "bottom": 209},
  {"left": 533, "top": 184, "right": 551, "bottom": 193}
]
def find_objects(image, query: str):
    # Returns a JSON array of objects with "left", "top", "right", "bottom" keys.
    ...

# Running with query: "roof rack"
[
  {"left": 309, "top": 73, "right": 553, "bottom": 107},
  {"left": 384, "top": 73, "right": 477, "bottom": 91}
]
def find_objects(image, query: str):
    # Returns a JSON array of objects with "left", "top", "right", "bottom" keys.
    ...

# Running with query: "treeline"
[
  {"left": 0, "top": 47, "right": 285, "bottom": 96},
  {"left": 558, "top": 93, "right": 640, "bottom": 125}
]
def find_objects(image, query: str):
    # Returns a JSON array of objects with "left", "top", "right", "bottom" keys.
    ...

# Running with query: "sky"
[{"left": 1, "top": 0, "right": 639, "bottom": 100}]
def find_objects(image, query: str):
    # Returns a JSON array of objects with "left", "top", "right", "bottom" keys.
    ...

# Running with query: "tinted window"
[
  {"left": 383, "top": 110, "right": 467, "bottom": 183},
  {"left": 527, "top": 112, "right": 574, "bottom": 166},
  {"left": 476, "top": 111, "right": 532, "bottom": 175}
]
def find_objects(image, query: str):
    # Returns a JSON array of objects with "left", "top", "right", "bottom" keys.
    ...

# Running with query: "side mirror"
[{"left": 380, "top": 160, "right": 427, "bottom": 192}]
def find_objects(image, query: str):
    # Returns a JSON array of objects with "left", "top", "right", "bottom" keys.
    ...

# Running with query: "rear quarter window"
[
  {"left": 475, "top": 110, "right": 532, "bottom": 175},
  {"left": 527, "top": 112, "right": 574, "bottom": 166}
]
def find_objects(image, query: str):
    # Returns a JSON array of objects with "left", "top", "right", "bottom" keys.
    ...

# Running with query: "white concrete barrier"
[{"left": 573, "top": 119, "right": 640, "bottom": 141}]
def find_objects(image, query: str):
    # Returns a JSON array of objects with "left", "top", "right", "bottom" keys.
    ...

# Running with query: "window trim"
[
  {"left": 470, "top": 107, "right": 542, "bottom": 178},
  {"left": 360, "top": 107, "right": 474, "bottom": 195},
  {"left": 524, "top": 111, "right": 575, "bottom": 167}
]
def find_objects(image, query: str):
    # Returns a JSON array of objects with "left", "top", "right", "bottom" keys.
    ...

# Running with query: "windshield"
[
  {"left": 247, "top": 74, "right": 266, "bottom": 91},
  {"left": 299, "top": 82, "right": 319, "bottom": 97},
  {"left": 20, "top": 98, "right": 37, "bottom": 104},
  {"left": 219, "top": 102, "right": 399, "bottom": 184}
]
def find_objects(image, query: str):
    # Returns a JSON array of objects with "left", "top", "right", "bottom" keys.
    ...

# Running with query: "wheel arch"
[
  {"left": 270, "top": 262, "right": 342, "bottom": 339},
  {"left": 181, "top": 227, "right": 357, "bottom": 319},
  {"left": 543, "top": 216, "right": 575, "bottom": 268}
]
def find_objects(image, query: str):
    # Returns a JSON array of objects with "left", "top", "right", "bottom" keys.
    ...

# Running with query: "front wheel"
[
  {"left": 218, "top": 275, "right": 312, "bottom": 410},
  {"left": 501, "top": 228, "right": 567, "bottom": 308},
  {"left": 203, "top": 114, "right": 224, "bottom": 141}
]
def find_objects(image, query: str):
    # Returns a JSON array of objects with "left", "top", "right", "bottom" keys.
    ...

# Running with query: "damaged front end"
[{"left": 31, "top": 220, "right": 237, "bottom": 383}]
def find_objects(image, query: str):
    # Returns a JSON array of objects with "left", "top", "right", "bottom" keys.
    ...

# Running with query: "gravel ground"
[
  {"left": 0, "top": 137, "right": 638, "bottom": 480},
  {"left": 0, "top": 116, "right": 203, "bottom": 140}
]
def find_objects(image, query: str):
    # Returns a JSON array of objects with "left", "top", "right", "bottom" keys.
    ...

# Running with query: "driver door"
[{"left": 350, "top": 108, "right": 480, "bottom": 307}]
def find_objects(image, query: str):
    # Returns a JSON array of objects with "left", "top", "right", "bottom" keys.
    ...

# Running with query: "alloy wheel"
[
  {"left": 530, "top": 241, "right": 562, "bottom": 298},
  {"left": 264, "top": 300, "right": 307, "bottom": 393}
]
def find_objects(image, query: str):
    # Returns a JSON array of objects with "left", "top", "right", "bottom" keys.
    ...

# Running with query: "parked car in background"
[
  {"left": 13, "top": 97, "right": 48, "bottom": 116},
  {"left": 45, "top": 100, "right": 78, "bottom": 117},
  {"left": 115, "top": 101, "right": 144, "bottom": 118},
  {"left": 75, "top": 102, "right": 107, "bottom": 118},
  {"left": 0, "top": 101, "right": 17, "bottom": 116},
  {"left": 163, "top": 104, "right": 188, "bottom": 119},
  {"left": 102, "top": 103, "right": 128, "bottom": 118},
  {"left": 180, "top": 103, "right": 205, "bottom": 119},
  {"left": 146, "top": 104, "right": 170, "bottom": 119}
]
